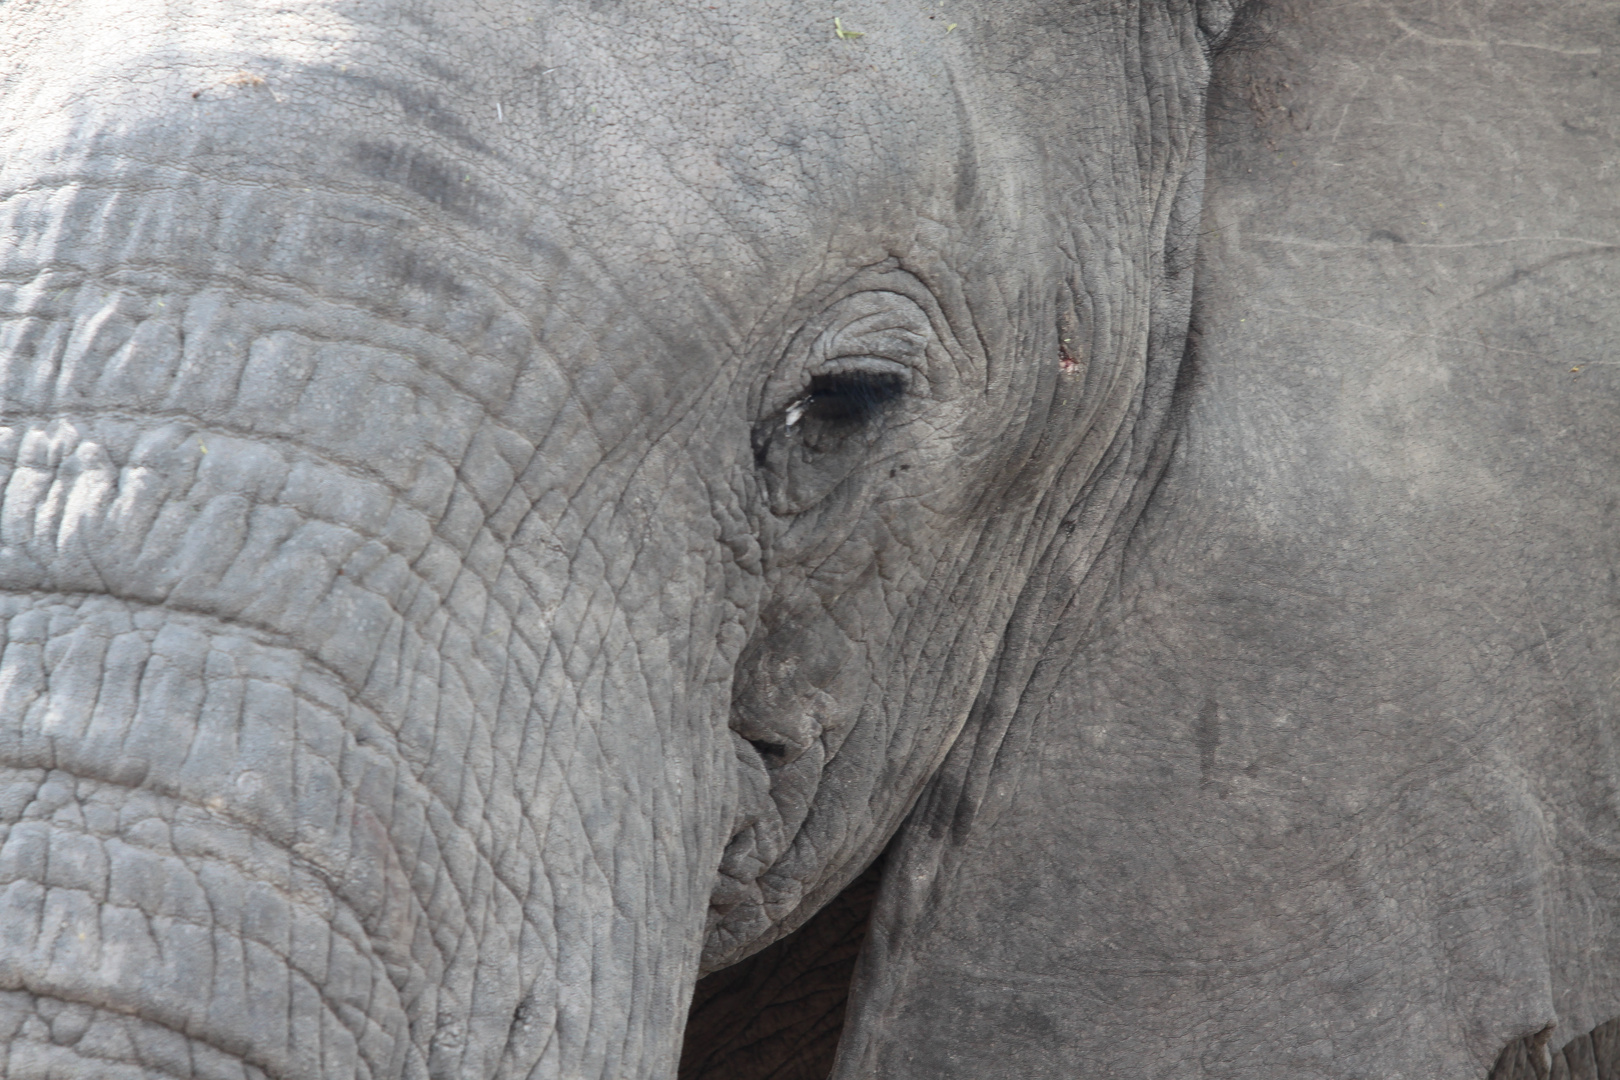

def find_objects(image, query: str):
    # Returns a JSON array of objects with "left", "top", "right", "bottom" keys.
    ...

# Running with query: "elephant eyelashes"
[
  {"left": 797, "top": 370, "right": 906, "bottom": 426},
  {"left": 756, "top": 290, "right": 931, "bottom": 513}
]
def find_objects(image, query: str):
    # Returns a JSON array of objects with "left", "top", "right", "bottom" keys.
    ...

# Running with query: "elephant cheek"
[{"left": 705, "top": 598, "right": 872, "bottom": 969}]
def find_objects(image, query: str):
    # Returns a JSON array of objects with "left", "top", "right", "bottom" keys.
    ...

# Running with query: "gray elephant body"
[{"left": 0, "top": 0, "right": 1616, "bottom": 1078}]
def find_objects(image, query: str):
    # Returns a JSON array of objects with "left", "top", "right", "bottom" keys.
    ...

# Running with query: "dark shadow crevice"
[
  {"left": 1492, "top": 1016, "right": 1620, "bottom": 1080},
  {"left": 679, "top": 858, "right": 884, "bottom": 1080}
]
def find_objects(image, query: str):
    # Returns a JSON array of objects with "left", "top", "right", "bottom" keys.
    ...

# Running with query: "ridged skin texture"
[{"left": 0, "top": 0, "right": 1214, "bottom": 1076}]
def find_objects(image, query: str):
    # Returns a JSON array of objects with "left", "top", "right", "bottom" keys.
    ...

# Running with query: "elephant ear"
[{"left": 834, "top": 1, "right": 1620, "bottom": 1078}]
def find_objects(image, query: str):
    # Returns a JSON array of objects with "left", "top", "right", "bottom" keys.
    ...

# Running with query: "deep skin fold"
[{"left": 0, "top": 0, "right": 1219, "bottom": 1077}]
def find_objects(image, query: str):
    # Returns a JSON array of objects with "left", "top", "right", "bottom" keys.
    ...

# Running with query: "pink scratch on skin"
[{"left": 1059, "top": 347, "right": 1080, "bottom": 373}]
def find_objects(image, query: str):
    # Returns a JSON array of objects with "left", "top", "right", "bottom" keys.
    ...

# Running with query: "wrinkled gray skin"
[
  {"left": 0, "top": 0, "right": 1615, "bottom": 1078},
  {"left": 0, "top": 0, "right": 1217, "bottom": 1076},
  {"left": 840, "top": 1, "right": 1620, "bottom": 1078}
]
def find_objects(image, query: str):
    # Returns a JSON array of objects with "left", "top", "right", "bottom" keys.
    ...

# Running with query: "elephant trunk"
[
  {"left": 0, "top": 413, "right": 727, "bottom": 1080},
  {"left": 0, "top": 595, "right": 427, "bottom": 1079},
  {"left": 2, "top": 15, "right": 752, "bottom": 1068},
  {"left": 0, "top": 182, "right": 740, "bottom": 1076}
]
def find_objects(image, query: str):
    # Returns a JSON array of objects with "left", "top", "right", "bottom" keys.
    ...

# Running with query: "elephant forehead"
[
  {"left": 14, "top": 4, "right": 963, "bottom": 232},
  {"left": 510, "top": 4, "right": 970, "bottom": 256},
  {"left": 5, "top": 0, "right": 967, "bottom": 381},
  {"left": 4, "top": 0, "right": 1178, "bottom": 430}
]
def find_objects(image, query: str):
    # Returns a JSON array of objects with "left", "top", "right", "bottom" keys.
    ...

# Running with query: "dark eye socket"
[{"left": 802, "top": 370, "right": 906, "bottom": 426}]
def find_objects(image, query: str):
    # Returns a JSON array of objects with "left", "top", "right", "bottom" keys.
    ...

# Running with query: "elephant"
[{"left": 0, "top": 0, "right": 1616, "bottom": 1077}]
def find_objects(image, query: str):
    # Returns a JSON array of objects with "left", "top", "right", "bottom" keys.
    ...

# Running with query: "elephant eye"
[{"left": 790, "top": 369, "right": 906, "bottom": 428}]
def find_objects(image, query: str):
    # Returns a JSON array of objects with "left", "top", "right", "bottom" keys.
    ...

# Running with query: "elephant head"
[{"left": 0, "top": 0, "right": 1239, "bottom": 1075}]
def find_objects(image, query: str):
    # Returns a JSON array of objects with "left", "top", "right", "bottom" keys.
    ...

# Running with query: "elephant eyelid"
[{"left": 790, "top": 368, "right": 907, "bottom": 428}]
